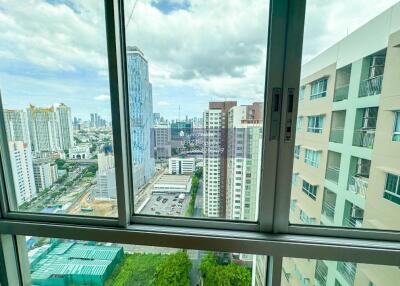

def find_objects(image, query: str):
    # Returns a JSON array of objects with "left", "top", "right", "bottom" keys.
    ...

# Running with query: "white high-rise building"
[
  {"left": 32, "top": 159, "right": 58, "bottom": 192},
  {"left": 203, "top": 101, "right": 237, "bottom": 218},
  {"left": 226, "top": 105, "right": 263, "bottom": 221},
  {"left": 3, "top": 109, "right": 30, "bottom": 143},
  {"left": 55, "top": 103, "right": 74, "bottom": 150},
  {"left": 95, "top": 151, "right": 116, "bottom": 199},
  {"left": 8, "top": 141, "right": 37, "bottom": 206},
  {"left": 27, "top": 103, "right": 74, "bottom": 153}
]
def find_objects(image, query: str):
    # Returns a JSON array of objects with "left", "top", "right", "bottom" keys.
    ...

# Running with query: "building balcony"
[
  {"left": 321, "top": 201, "right": 335, "bottom": 222},
  {"left": 359, "top": 74, "right": 383, "bottom": 97},
  {"left": 329, "top": 128, "right": 344, "bottom": 144},
  {"left": 348, "top": 175, "right": 368, "bottom": 199},
  {"left": 337, "top": 262, "right": 357, "bottom": 286},
  {"left": 333, "top": 85, "right": 349, "bottom": 102},
  {"left": 343, "top": 216, "right": 363, "bottom": 228},
  {"left": 353, "top": 129, "right": 375, "bottom": 149},
  {"left": 325, "top": 166, "right": 340, "bottom": 184}
]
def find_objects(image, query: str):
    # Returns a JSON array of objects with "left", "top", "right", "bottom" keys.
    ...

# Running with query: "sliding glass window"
[{"left": 0, "top": 1, "right": 118, "bottom": 217}]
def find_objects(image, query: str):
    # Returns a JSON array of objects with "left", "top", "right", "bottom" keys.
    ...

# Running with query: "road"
[{"left": 193, "top": 180, "right": 203, "bottom": 218}]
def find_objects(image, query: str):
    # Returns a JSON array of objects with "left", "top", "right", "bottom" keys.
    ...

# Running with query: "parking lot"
[{"left": 139, "top": 193, "right": 190, "bottom": 217}]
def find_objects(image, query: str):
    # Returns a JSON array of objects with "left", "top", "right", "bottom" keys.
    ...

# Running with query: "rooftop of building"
[
  {"left": 29, "top": 240, "right": 123, "bottom": 281},
  {"left": 155, "top": 174, "right": 191, "bottom": 186}
]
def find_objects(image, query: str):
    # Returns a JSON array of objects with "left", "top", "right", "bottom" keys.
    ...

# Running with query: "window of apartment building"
[
  {"left": 384, "top": 173, "right": 400, "bottom": 205},
  {"left": 393, "top": 111, "right": 400, "bottom": 142},
  {"left": 304, "top": 149, "right": 321, "bottom": 168},
  {"left": 297, "top": 116, "right": 303, "bottom": 132},
  {"left": 1, "top": 1, "right": 400, "bottom": 286},
  {"left": 294, "top": 145, "right": 301, "bottom": 159},
  {"left": 307, "top": 115, "right": 324, "bottom": 133},
  {"left": 299, "top": 86, "right": 305, "bottom": 101},
  {"left": 302, "top": 180, "right": 317, "bottom": 200},
  {"left": 310, "top": 78, "right": 327, "bottom": 100}
]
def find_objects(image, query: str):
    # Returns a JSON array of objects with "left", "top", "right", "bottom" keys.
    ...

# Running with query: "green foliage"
[
  {"left": 83, "top": 172, "right": 95, "bottom": 178},
  {"left": 185, "top": 173, "right": 201, "bottom": 217},
  {"left": 200, "top": 253, "right": 251, "bottom": 286},
  {"left": 55, "top": 159, "right": 66, "bottom": 169},
  {"left": 86, "top": 163, "right": 98, "bottom": 174},
  {"left": 89, "top": 144, "right": 97, "bottom": 153},
  {"left": 105, "top": 253, "right": 166, "bottom": 286},
  {"left": 194, "top": 167, "right": 203, "bottom": 179},
  {"left": 65, "top": 181, "right": 73, "bottom": 187},
  {"left": 56, "top": 174, "right": 68, "bottom": 184},
  {"left": 155, "top": 251, "right": 192, "bottom": 286}
]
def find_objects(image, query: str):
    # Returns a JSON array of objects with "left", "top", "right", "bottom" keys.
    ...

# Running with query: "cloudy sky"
[{"left": 0, "top": 0, "right": 399, "bottom": 121}]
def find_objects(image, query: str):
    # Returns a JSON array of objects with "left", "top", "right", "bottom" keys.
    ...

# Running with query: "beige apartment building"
[{"left": 284, "top": 3, "right": 400, "bottom": 286}]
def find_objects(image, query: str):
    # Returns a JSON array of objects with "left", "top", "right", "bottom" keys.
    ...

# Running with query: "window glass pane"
[
  {"left": 0, "top": 2, "right": 117, "bottom": 217},
  {"left": 19, "top": 235, "right": 267, "bottom": 286},
  {"left": 281, "top": 257, "right": 399, "bottom": 286},
  {"left": 124, "top": 0, "right": 269, "bottom": 221},
  {"left": 290, "top": 0, "right": 400, "bottom": 231}
]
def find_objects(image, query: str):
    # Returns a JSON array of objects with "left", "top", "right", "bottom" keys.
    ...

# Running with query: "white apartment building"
[
  {"left": 54, "top": 103, "right": 74, "bottom": 150},
  {"left": 27, "top": 104, "right": 74, "bottom": 153},
  {"left": 284, "top": 3, "right": 400, "bottom": 286},
  {"left": 168, "top": 157, "right": 195, "bottom": 175},
  {"left": 95, "top": 152, "right": 116, "bottom": 199},
  {"left": 32, "top": 159, "right": 58, "bottom": 192},
  {"left": 226, "top": 106, "right": 263, "bottom": 221},
  {"left": 8, "top": 141, "right": 37, "bottom": 206},
  {"left": 3, "top": 109, "right": 30, "bottom": 144}
]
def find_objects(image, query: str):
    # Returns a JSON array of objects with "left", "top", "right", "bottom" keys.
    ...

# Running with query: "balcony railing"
[
  {"left": 315, "top": 267, "right": 328, "bottom": 286},
  {"left": 333, "top": 85, "right": 349, "bottom": 102},
  {"left": 348, "top": 175, "right": 368, "bottom": 199},
  {"left": 329, "top": 128, "right": 344, "bottom": 143},
  {"left": 343, "top": 216, "right": 363, "bottom": 228},
  {"left": 359, "top": 75, "right": 383, "bottom": 97},
  {"left": 353, "top": 129, "right": 375, "bottom": 149},
  {"left": 337, "top": 262, "right": 357, "bottom": 286},
  {"left": 325, "top": 166, "right": 340, "bottom": 184},
  {"left": 321, "top": 201, "right": 335, "bottom": 221}
]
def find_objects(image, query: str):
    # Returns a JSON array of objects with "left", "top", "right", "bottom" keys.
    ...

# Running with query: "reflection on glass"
[
  {"left": 21, "top": 236, "right": 266, "bottom": 286},
  {"left": 281, "top": 257, "right": 399, "bottom": 286},
  {"left": 290, "top": 0, "right": 400, "bottom": 231},
  {"left": 124, "top": 0, "right": 269, "bottom": 221},
  {"left": 0, "top": 1, "right": 117, "bottom": 217}
]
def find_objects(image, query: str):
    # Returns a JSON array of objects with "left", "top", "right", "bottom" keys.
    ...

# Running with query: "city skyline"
[{"left": 2, "top": 0, "right": 399, "bottom": 121}]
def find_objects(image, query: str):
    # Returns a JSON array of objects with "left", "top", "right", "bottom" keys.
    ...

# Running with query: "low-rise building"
[
  {"left": 153, "top": 175, "right": 192, "bottom": 193},
  {"left": 168, "top": 157, "right": 195, "bottom": 175},
  {"left": 69, "top": 144, "right": 91, "bottom": 159},
  {"left": 32, "top": 159, "right": 58, "bottom": 192}
]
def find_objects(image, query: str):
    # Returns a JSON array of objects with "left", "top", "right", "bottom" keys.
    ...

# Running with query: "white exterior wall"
[
  {"left": 8, "top": 141, "right": 37, "bottom": 206},
  {"left": 168, "top": 158, "right": 195, "bottom": 174}
]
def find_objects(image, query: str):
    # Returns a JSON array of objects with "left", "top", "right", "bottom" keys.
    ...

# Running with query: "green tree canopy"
[{"left": 155, "top": 251, "right": 192, "bottom": 286}]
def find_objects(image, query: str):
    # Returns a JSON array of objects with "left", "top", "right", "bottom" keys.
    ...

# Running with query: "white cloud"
[{"left": 94, "top": 94, "right": 110, "bottom": 101}]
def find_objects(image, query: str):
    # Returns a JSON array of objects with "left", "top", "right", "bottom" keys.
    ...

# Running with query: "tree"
[
  {"left": 55, "top": 159, "right": 66, "bottom": 169},
  {"left": 200, "top": 253, "right": 251, "bottom": 286},
  {"left": 155, "top": 251, "right": 192, "bottom": 286}
]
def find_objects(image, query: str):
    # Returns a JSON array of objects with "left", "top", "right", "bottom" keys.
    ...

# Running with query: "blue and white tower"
[{"left": 127, "top": 46, "right": 155, "bottom": 194}]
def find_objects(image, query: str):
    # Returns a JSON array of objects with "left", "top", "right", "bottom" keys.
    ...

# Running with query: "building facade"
[
  {"left": 8, "top": 141, "right": 37, "bottom": 206},
  {"left": 95, "top": 151, "right": 116, "bottom": 199},
  {"left": 127, "top": 46, "right": 155, "bottom": 194},
  {"left": 285, "top": 4, "right": 400, "bottom": 286},
  {"left": 226, "top": 104, "right": 263, "bottom": 221},
  {"left": 168, "top": 157, "right": 195, "bottom": 175},
  {"left": 32, "top": 159, "right": 58, "bottom": 192},
  {"left": 203, "top": 101, "right": 236, "bottom": 218},
  {"left": 55, "top": 103, "right": 74, "bottom": 150},
  {"left": 3, "top": 109, "right": 30, "bottom": 144},
  {"left": 154, "top": 123, "right": 171, "bottom": 160}
]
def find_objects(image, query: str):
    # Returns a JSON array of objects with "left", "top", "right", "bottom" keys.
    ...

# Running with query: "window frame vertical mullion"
[
  {"left": 258, "top": 0, "right": 290, "bottom": 233},
  {"left": 272, "top": 0, "right": 306, "bottom": 234},
  {"left": 104, "top": 0, "right": 132, "bottom": 227}
]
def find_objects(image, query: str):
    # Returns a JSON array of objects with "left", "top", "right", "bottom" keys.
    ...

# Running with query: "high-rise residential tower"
[
  {"left": 226, "top": 103, "right": 264, "bottom": 221},
  {"left": 203, "top": 101, "right": 236, "bottom": 218},
  {"left": 126, "top": 46, "right": 155, "bottom": 194},
  {"left": 96, "top": 148, "right": 116, "bottom": 200},
  {"left": 284, "top": 4, "right": 400, "bottom": 286},
  {"left": 8, "top": 141, "right": 37, "bottom": 206},
  {"left": 3, "top": 109, "right": 30, "bottom": 144},
  {"left": 55, "top": 103, "right": 74, "bottom": 151}
]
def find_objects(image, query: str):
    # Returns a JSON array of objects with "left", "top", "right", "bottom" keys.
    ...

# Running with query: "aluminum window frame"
[{"left": 0, "top": 0, "right": 400, "bottom": 285}]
